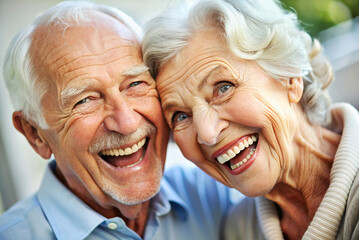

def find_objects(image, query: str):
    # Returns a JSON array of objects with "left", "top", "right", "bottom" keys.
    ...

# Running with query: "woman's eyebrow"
[{"left": 198, "top": 65, "right": 221, "bottom": 89}]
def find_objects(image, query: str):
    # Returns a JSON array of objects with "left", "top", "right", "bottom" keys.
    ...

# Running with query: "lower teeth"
[{"left": 230, "top": 149, "right": 254, "bottom": 170}]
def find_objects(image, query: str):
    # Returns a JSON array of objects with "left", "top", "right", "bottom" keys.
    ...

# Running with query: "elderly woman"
[{"left": 142, "top": 0, "right": 359, "bottom": 239}]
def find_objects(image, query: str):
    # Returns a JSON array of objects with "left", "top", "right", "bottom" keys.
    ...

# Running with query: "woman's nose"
[{"left": 193, "top": 106, "right": 228, "bottom": 146}]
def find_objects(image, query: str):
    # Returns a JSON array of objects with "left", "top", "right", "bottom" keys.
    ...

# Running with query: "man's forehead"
[
  {"left": 30, "top": 14, "right": 141, "bottom": 83},
  {"left": 32, "top": 9, "right": 136, "bottom": 40},
  {"left": 30, "top": 10, "right": 138, "bottom": 61}
]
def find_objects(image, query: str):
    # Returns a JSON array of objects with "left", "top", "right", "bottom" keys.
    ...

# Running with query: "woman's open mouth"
[
  {"left": 213, "top": 134, "right": 258, "bottom": 174},
  {"left": 99, "top": 138, "right": 148, "bottom": 168}
]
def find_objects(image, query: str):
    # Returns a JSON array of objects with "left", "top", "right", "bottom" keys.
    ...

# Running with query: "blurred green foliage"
[{"left": 281, "top": 0, "right": 359, "bottom": 36}]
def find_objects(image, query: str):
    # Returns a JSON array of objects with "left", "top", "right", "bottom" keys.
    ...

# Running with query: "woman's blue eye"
[
  {"left": 218, "top": 84, "right": 231, "bottom": 94},
  {"left": 215, "top": 81, "right": 235, "bottom": 97},
  {"left": 177, "top": 113, "right": 188, "bottom": 122},
  {"left": 172, "top": 112, "right": 189, "bottom": 125}
]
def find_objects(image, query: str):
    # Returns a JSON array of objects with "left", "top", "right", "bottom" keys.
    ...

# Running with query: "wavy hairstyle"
[
  {"left": 143, "top": 0, "right": 333, "bottom": 125},
  {"left": 3, "top": 1, "right": 142, "bottom": 129}
]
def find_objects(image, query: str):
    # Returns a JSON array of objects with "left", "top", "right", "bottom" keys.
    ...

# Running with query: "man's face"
[{"left": 31, "top": 12, "right": 169, "bottom": 209}]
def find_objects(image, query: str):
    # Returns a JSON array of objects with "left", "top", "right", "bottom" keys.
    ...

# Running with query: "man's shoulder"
[
  {"left": 0, "top": 194, "right": 51, "bottom": 238},
  {"left": 0, "top": 195, "right": 39, "bottom": 227}
]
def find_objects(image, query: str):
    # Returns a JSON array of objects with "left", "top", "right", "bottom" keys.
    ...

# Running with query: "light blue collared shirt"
[{"left": 0, "top": 160, "right": 240, "bottom": 239}]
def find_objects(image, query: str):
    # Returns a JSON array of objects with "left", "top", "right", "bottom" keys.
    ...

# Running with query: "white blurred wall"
[{"left": 320, "top": 17, "right": 359, "bottom": 109}]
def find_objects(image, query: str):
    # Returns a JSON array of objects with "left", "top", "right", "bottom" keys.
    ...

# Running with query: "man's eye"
[
  {"left": 75, "top": 97, "right": 91, "bottom": 107},
  {"left": 171, "top": 112, "right": 189, "bottom": 125},
  {"left": 129, "top": 81, "right": 144, "bottom": 88}
]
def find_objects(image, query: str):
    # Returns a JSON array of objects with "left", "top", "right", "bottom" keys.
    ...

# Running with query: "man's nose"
[
  {"left": 104, "top": 95, "right": 141, "bottom": 134},
  {"left": 193, "top": 106, "right": 228, "bottom": 146}
]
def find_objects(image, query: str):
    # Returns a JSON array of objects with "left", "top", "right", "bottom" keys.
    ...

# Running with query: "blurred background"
[{"left": 1, "top": 0, "right": 358, "bottom": 214}]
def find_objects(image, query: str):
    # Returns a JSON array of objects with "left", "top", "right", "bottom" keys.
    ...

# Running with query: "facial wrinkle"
[
  {"left": 262, "top": 104, "right": 303, "bottom": 189},
  {"left": 58, "top": 46, "right": 137, "bottom": 77},
  {"left": 197, "top": 65, "right": 221, "bottom": 90},
  {"left": 50, "top": 41, "right": 135, "bottom": 68},
  {"left": 161, "top": 46, "right": 227, "bottom": 88},
  {"left": 256, "top": 91, "right": 291, "bottom": 180},
  {"left": 42, "top": 44, "right": 71, "bottom": 73}
]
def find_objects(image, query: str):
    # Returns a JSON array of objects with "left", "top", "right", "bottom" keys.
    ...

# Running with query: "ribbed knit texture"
[
  {"left": 303, "top": 104, "right": 359, "bottom": 239},
  {"left": 256, "top": 197, "right": 284, "bottom": 239}
]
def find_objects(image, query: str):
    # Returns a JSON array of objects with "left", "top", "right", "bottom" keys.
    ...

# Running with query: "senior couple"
[{"left": 1, "top": 0, "right": 358, "bottom": 239}]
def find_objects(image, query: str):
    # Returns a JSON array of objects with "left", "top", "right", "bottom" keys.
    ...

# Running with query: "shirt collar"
[
  {"left": 37, "top": 160, "right": 105, "bottom": 240},
  {"left": 37, "top": 161, "right": 189, "bottom": 240},
  {"left": 151, "top": 173, "right": 189, "bottom": 221}
]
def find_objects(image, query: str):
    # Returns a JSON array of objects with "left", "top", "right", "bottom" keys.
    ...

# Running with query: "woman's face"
[{"left": 156, "top": 30, "right": 299, "bottom": 197}]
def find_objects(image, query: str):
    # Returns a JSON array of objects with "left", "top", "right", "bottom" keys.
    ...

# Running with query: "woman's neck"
[{"left": 265, "top": 112, "right": 341, "bottom": 239}]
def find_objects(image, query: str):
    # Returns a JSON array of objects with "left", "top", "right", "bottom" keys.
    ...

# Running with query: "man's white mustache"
[{"left": 88, "top": 121, "right": 156, "bottom": 154}]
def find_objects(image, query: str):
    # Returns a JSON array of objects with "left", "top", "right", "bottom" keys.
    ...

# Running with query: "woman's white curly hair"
[{"left": 143, "top": 0, "right": 333, "bottom": 125}]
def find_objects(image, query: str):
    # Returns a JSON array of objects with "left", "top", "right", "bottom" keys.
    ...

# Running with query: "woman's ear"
[
  {"left": 287, "top": 77, "right": 304, "bottom": 103},
  {"left": 12, "top": 111, "right": 52, "bottom": 159}
]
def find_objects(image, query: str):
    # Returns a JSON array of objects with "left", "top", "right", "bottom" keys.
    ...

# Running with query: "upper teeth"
[
  {"left": 216, "top": 135, "right": 257, "bottom": 164},
  {"left": 101, "top": 138, "right": 146, "bottom": 157}
]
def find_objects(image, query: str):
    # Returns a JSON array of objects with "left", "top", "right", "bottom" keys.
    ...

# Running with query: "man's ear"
[
  {"left": 287, "top": 77, "right": 304, "bottom": 103},
  {"left": 12, "top": 111, "right": 52, "bottom": 159}
]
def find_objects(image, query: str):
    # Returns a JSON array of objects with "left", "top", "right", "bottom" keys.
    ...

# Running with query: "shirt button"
[{"left": 107, "top": 222, "right": 118, "bottom": 229}]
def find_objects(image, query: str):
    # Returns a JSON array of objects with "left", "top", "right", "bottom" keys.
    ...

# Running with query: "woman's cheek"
[
  {"left": 174, "top": 129, "right": 202, "bottom": 163},
  {"left": 224, "top": 93, "right": 266, "bottom": 128}
]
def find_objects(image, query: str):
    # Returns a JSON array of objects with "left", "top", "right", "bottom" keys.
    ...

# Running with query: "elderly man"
[{"left": 0, "top": 1, "right": 237, "bottom": 239}]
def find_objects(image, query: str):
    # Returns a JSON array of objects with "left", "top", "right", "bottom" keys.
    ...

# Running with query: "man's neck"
[
  {"left": 54, "top": 166, "right": 151, "bottom": 237},
  {"left": 121, "top": 201, "right": 151, "bottom": 237}
]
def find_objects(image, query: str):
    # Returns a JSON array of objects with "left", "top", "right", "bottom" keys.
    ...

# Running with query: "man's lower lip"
[
  {"left": 105, "top": 155, "right": 144, "bottom": 168},
  {"left": 101, "top": 139, "right": 149, "bottom": 168},
  {"left": 100, "top": 149, "right": 149, "bottom": 172}
]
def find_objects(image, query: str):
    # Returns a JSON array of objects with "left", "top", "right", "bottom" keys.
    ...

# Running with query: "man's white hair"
[
  {"left": 143, "top": 0, "right": 333, "bottom": 125},
  {"left": 3, "top": 0, "right": 142, "bottom": 129}
]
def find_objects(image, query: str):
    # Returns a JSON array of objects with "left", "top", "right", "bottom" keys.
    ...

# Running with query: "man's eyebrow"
[
  {"left": 122, "top": 64, "right": 149, "bottom": 76},
  {"left": 198, "top": 65, "right": 221, "bottom": 90},
  {"left": 60, "top": 83, "right": 91, "bottom": 106}
]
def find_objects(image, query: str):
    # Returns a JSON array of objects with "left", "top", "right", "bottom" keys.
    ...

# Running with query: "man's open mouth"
[
  {"left": 215, "top": 134, "right": 258, "bottom": 170},
  {"left": 99, "top": 138, "right": 148, "bottom": 168}
]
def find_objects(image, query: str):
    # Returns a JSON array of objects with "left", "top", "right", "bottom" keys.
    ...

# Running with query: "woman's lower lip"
[
  {"left": 221, "top": 138, "right": 259, "bottom": 175},
  {"left": 223, "top": 153, "right": 256, "bottom": 175}
]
